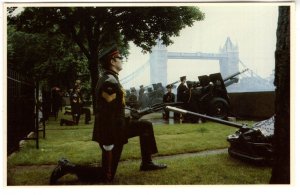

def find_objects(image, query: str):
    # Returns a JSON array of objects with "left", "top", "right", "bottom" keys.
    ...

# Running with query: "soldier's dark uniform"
[
  {"left": 175, "top": 76, "right": 190, "bottom": 121},
  {"left": 162, "top": 84, "right": 175, "bottom": 119},
  {"left": 177, "top": 76, "right": 189, "bottom": 103},
  {"left": 50, "top": 46, "right": 166, "bottom": 185},
  {"left": 70, "top": 89, "right": 83, "bottom": 125},
  {"left": 92, "top": 69, "right": 164, "bottom": 179}
]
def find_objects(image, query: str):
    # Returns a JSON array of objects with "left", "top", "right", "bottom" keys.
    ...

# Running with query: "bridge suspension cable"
[
  {"left": 120, "top": 60, "right": 150, "bottom": 85},
  {"left": 239, "top": 60, "right": 264, "bottom": 79}
]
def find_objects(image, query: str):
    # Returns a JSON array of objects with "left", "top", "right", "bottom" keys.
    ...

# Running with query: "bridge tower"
[
  {"left": 219, "top": 37, "right": 239, "bottom": 77},
  {"left": 150, "top": 39, "right": 168, "bottom": 86}
]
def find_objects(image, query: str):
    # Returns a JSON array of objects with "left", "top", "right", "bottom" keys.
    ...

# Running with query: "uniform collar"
[
  {"left": 104, "top": 69, "right": 120, "bottom": 82},
  {"left": 105, "top": 69, "right": 119, "bottom": 76}
]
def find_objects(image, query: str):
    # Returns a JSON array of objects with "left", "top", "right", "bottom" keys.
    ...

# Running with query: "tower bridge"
[
  {"left": 121, "top": 37, "right": 239, "bottom": 87},
  {"left": 120, "top": 37, "right": 274, "bottom": 92},
  {"left": 150, "top": 37, "right": 239, "bottom": 86}
]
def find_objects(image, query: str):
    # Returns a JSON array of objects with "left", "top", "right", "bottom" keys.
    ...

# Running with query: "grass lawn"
[{"left": 6, "top": 112, "right": 271, "bottom": 185}]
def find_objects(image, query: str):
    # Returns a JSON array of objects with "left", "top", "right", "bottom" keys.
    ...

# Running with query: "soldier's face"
[{"left": 111, "top": 56, "right": 123, "bottom": 72}]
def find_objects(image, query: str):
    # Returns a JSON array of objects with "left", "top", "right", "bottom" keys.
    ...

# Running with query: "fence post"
[{"left": 35, "top": 81, "right": 39, "bottom": 149}]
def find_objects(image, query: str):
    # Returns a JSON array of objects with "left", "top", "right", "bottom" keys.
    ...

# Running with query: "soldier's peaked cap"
[
  {"left": 180, "top": 76, "right": 186, "bottom": 81},
  {"left": 99, "top": 44, "right": 120, "bottom": 61},
  {"left": 166, "top": 84, "right": 173, "bottom": 89}
]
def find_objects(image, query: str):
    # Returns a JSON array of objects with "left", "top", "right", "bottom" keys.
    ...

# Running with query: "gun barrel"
[
  {"left": 166, "top": 80, "right": 180, "bottom": 88},
  {"left": 224, "top": 78, "right": 239, "bottom": 87},
  {"left": 128, "top": 102, "right": 185, "bottom": 119},
  {"left": 166, "top": 106, "right": 244, "bottom": 128},
  {"left": 170, "top": 80, "right": 180, "bottom": 85},
  {"left": 223, "top": 69, "right": 248, "bottom": 82}
]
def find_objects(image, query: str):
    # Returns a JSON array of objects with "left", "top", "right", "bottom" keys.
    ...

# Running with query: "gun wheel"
[{"left": 208, "top": 97, "right": 229, "bottom": 119}]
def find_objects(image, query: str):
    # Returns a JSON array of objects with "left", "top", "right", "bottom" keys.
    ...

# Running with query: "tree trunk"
[
  {"left": 270, "top": 6, "right": 290, "bottom": 184},
  {"left": 88, "top": 53, "right": 100, "bottom": 114}
]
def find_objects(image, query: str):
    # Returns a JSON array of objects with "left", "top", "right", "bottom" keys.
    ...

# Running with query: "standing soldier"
[
  {"left": 74, "top": 79, "right": 81, "bottom": 90},
  {"left": 138, "top": 85, "right": 149, "bottom": 109},
  {"left": 70, "top": 87, "right": 83, "bottom": 125},
  {"left": 128, "top": 87, "right": 139, "bottom": 109},
  {"left": 138, "top": 85, "right": 144, "bottom": 107},
  {"left": 175, "top": 76, "right": 189, "bottom": 121},
  {"left": 162, "top": 84, "right": 175, "bottom": 120},
  {"left": 139, "top": 85, "right": 145, "bottom": 98},
  {"left": 177, "top": 76, "right": 189, "bottom": 103}
]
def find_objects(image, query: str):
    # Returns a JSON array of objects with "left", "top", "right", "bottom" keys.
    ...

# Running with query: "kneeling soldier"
[{"left": 50, "top": 45, "right": 167, "bottom": 184}]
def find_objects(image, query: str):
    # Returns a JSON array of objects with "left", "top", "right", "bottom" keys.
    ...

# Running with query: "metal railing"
[{"left": 7, "top": 69, "right": 45, "bottom": 155}]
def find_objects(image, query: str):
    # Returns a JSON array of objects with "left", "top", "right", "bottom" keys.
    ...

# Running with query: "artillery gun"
[
  {"left": 146, "top": 83, "right": 165, "bottom": 105},
  {"left": 126, "top": 104, "right": 273, "bottom": 164},
  {"left": 129, "top": 82, "right": 166, "bottom": 109},
  {"left": 165, "top": 106, "right": 274, "bottom": 164},
  {"left": 184, "top": 69, "right": 248, "bottom": 119}
]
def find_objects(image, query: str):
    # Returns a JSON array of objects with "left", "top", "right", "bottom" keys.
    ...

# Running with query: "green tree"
[
  {"left": 9, "top": 6, "right": 205, "bottom": 110},
  {"left": 7, "top": 24, "right": 88, "bottom": 91}
]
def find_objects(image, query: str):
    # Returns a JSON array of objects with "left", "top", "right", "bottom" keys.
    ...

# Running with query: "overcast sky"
[{"left": 120, "top": 5, "right": 279, "bottom": 89}]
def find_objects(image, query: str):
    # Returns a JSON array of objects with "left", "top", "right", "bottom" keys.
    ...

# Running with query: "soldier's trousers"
[
  {"left": 81, "top": 107, "right": 91, "bottom": 124},
  {"left": 71, "top": 120, "right": 158, "bottom": 182},
  {"left": 72, "top": 114, "right": 81, "bottom": 125}
]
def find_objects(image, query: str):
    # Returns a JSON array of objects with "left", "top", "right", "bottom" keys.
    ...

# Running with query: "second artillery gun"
[
  {"left": 127, "top": 104, "right": 274, "bottom": 165},
  {"left": 166, "top": 106, "right": 274, "bottom": 165}
]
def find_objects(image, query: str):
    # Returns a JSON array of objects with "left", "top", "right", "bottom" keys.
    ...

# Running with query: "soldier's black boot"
[
  {"left": 49, "top": 158, "right": 75, "bottom": 185},
  {"left": 140, "top": 161, "right": 167, "bottom": 171},
  {"left": 140, "top": 155, "right": 167, "bottom": 171}
]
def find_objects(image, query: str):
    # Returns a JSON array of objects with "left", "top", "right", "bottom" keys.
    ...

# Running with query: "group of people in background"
[
  {"left": 55, "top": 74, "right": 192, "bottom": 125},
  {"left": 163, "top": 76, "right": 190, "bottom": 122}
]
